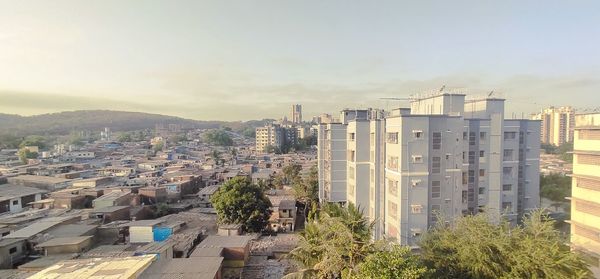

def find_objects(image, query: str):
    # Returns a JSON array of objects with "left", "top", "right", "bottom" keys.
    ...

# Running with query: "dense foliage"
[
  {"left": 292, "top": 165, "right": 319, "bottom": 204},
  {"left": 542, "top": 142, "right": 573, "bottom": 162},
  {"left": 352, "top": 245, "right": 431, "bottom": 279},
  {"left": 211, "top": 177, "right": 272, "bottom": 232},
  {"left": 286, "top": 203, "right": 384, "bottom": 278},
  {"left": 419, "top": 210, "right": 590, "bottom": 279},
  {"left": 540, "top": 173, "right": 571, "bottom": 203},
  {"left": 203, "top": 129, "right": 234, "bottom": 146}
]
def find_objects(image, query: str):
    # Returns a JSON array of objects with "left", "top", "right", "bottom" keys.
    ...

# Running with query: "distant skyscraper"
[
  {"left": 570, "top": 112, "right": 600, "bottom": 277},
  {"left": 531, "top": 106, "right": 575, "bottom": 146},
  {"left": 291, "top": 104, "right": 302, "bottom": 124}
]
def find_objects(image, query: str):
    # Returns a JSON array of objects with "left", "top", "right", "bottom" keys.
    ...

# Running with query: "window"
[
  {"left": 504, "top": 132, "right": 517, "bottom": 140},
  {"left": 503, "top": 167, "right": 512, "bottom": 176},
  {"left": 9, "top": 247, "right": 17, "bottom": 254},
  {"left": 519, "top": 131, "right": 524, "bottom": 144},
  {"left": 386, "top": 132, "right": 398, "bottom": 144},
  {"left": 414, "top": 130, "right": 423, "bottom": 139},
  {"left": 579, "top": 130, "right": 600, "bottom": 140},
  {"left": 468, "top": 170, "right": 475, "bottom": 183},
  {"left": 479, "top": 169, "right": 485, "bottom": 177},
  {"left": 462, "top": 190, "right": 468, "bottom": 203},
  {"left": 412, "top": 155, "right": 423, "bottom": 163},
  {"left": 480, "top": 132, "right": 486, "bottom": 140},
  {"left": 389, "top": 201, "right": 398, "bottom": 219},
  {"left": 411, "top": 204, "right": 423, "bottom": 214},
  {"left": 12, "top": 200, "right": 18, "bottom": 205},
  {"left": 462, "top": 172, "right": 468, "bottom": 185},
  {"left": 388, "top": 179, "right": 398, "bottom": 197},
  {"left": 463, "top": 132, "right": 468, "bottom": 140},
  {"left": 502, "top": 202, "right": 512, "bottom": 210},
  {"left": 578, "top": 154, "right": 600, "bottom": 166},
  {"left": 431, "top": 157, "right": 441, "bottom": 173},
  {"left": 478, "top": 187, "right": 485, "bottom": 195},
  {"left": 469, "top": 132, "right": 476, "bottom": 145},
  {"left": 348, "top": 133, "right": 356, "bottom": 141},
  {"left": 480, "top": 150, "right": 485, "bottom": 157},
  {"left": 387, "top": 156, "right": 399, "bottom": 170},
  {"left": 503, "top": 149, "right": 513, "bottom": 161},
  {"left": 432, "top": 132, "right": 442, "bottom": 150},
  {"left": 431, "top": 181, "right": 441, "bottom": 198},
  {"left": 503, "top": 184, "right": 512, "bottom": 191},
  {"left": 468, "top": 151, "right": 475, "bottom": 164}
]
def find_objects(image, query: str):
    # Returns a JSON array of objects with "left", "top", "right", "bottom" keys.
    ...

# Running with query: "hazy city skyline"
[{"left": 1, "top": 1, "right": 599, "bottom": 120}]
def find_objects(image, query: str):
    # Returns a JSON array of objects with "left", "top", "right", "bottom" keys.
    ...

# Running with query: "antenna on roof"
[
  {"left": 488, "top": 90, "right": 494, "bottom": 97},
  {"left": 439, "top": 85, "right": 446, "bottom": 93}
]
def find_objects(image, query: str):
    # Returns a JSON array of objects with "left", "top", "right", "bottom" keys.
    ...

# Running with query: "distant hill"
[{"left": 0, "top": 110, "right": 226, "bottom": 136}]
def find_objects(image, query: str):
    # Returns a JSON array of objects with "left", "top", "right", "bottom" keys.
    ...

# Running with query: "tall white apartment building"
[
  {"left": 532, "top": 106, "right": 575, "bottom": 146},
  {"left": 318, "top": 92, "right": 540, "bottom": 245},
  {"left": 570, "top": 113, "right": 600, "bottom": 277}
]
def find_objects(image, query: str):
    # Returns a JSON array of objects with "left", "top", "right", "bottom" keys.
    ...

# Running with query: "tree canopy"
[
  {"left": 540, "top": 173, "right": 571, "bottom": 203},
  {"left": 419, "top": 210, "right": 590, "bottom": 279},
  {"left": 211, "top": 177, "right": 272, "bottom": 232},
  {"left": 352, "top": 245, "right": 431, "bottom": 279},
  {"left": 203, "top": 129, "right": 234, "bottom": 146}
]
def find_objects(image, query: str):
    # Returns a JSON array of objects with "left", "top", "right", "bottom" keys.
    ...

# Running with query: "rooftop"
[
  {"left": 0, "top": 184, "right": 47, "bottom": 202},
  {"left": 142, "top": 257, "right": 223, "bottom": 279},
  {"left": 198, "top": 235, "right": 253, "bottom": 248},
  {"left": 8, "top": 175, "right": 71, "bottom": 184},
  {"left": 36, "top": 236, "right": 93, "bottom": 248},
  {"left": 28, "top": 255, "right": 156, "bottom": 279}
]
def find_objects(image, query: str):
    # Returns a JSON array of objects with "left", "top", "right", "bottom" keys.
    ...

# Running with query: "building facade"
[
  {"left": 318, "top": 92, "right": 541, "bottom": 245},
  {"left": 291, "top": 104, "right": 302, "bottom": 124},
  {"left": 255, "top": 124, "right": 299, "bottom": 153},
  {"left": 570, "top": 113, "right": 600, "bottom": 277},
  {"left": 532, "top": 106, "right": 575, "bottom": 146}
]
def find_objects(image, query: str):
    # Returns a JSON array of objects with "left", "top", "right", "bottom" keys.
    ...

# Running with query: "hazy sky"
[{"left": 1, "top": 1, "right": 599, "bottom": 121}]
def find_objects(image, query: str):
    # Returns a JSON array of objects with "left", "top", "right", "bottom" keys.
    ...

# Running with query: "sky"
[{"left": 1, "top": 0, "right": 599, "bottom": 121}]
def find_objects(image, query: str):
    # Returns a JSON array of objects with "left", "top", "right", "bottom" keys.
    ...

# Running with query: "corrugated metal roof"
[{"left": 28, "top": 255, "right": 156, "bottom": 279}]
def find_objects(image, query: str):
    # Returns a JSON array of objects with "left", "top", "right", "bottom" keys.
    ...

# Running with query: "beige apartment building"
[
  {"left": 570, "top": 113, "right": 600, "bottom": 277},
  {"left": 532, "top": 106, "right": 575, "bottom": 146}
]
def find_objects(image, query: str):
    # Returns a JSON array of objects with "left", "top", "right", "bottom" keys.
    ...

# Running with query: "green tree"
[
  {"left": 203, "top": 129, "right": 233, "bottom": 146},
  {"left": 117, "top": 132, "right": 132, "bottom": 143},
  {"left": 352, "top": 245, "right": 430, "bottom": 279},
  {"left": 419, "top": 210, "right": 590, "bottom": 279},
  {"left": 286, "top": 203, "right": 378, "bottom": 278},
  {"left": 292, "top": 165, "right": 319, "bottom": 204},
  {"left": 0, "top": 134, "right": 21, "bottom": 149},
  {"left": 171, "top": 133, "right": 188, "bottom": 143},
  {"left": 19, "top": 135, "right": 46, "bottom": 149},
  {"left": 540, "top": 173, "right": 571, "bottom": 203},
  {"left": 283, "top": 164, "right": 302, "bottom": 182},
  {"left": 152, "top": 141, "right": 164, "bottom": 153},
  {"left": 18, "top": 148, "right": 38, "bottom": 163},
  {"left": 211, "top": 177, "right": 273, "bottom": 232}
]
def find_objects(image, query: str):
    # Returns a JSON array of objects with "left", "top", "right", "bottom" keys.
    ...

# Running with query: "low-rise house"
[
  {"left": 71, "top": 177, "right": 113, "bottom": 188},
  {"left": 139, "top": 186, "right": 168, "bottom": 204},
  {"left": 194, "top": 236, "right": 253, "bottom": 279},
  {"left": 128, "top": 219, "right": 166, "bottom": 243},
  {"left": 92, "top": 190, "right": 132, "bottom": 209},
  {"left": 98, "top": 166, "right": 135, "bottom": 177},
  {"left": 89, "top": 206, "right": 131, "bottom": 224},
  {"left": 141, "top": 257, "right": 223, "bottom": 279},
  {"left": 0, "top": 184, "right": 46, "bottom": 214},
  {"left": 36, "top": 236, "right": 94, "bottom": 255},
  {"left": 198, "top": 185, "right": 220, "bottom": 208},
  {"left": 270, "top": 199, "right": 297, "bottom": 232},
  {"left": 0, "top": 238, "right": 27, "bottom": 268},
  {"left": 7, "top": 175, "right": 71, "bottom": 191},
  {"left": 28, "top": 255, "right": 156, "bottom": 279}
]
